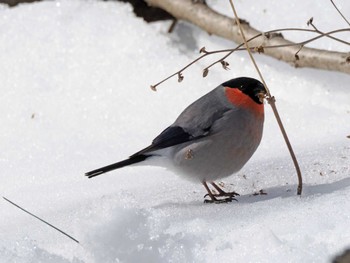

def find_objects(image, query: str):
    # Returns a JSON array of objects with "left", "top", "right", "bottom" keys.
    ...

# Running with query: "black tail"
[{"left": 85, "top": 154, "right": 149, "bottom": 178}]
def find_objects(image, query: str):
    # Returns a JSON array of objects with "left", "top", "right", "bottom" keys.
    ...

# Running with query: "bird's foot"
[
  {"left": 212, "top": 191, "right": 240, "bottom": 198},
  {"left": 203, "top": 196, "right": 235, "bottom": 204},
  {"left": 202, "top": 181, "right": 239, "bottom": 204},
  {"left": 210, "top": 182, "right": 240, "bottom": 198}
]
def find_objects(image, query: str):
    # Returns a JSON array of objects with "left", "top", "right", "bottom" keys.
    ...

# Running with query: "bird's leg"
[
  {"left": 202, "top": 181, "right": 217, "bottom": 202},
  {"left": 202, "top": 182, "right": 232, "bottom": 204},
  {"left": 210, "top": 182, "right": 240, "bottom": 201}
]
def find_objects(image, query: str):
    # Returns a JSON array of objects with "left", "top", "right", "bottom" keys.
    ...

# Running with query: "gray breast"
[{"left": 170, "top": 108, "right": 264, "bottom": 182}]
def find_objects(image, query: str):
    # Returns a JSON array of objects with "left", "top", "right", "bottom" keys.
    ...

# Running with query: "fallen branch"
[
  {"left": 146, "top": 0, "right": 350, "bottom": 74},
  {"left": 151, "top": 27, "right": 350, "bottom": 90}
]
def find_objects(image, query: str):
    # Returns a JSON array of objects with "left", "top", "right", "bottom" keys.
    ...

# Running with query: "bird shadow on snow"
[
  {"left": 82, "top": 178, "right": 350, "bottom": 262},
  {"left": 238, "top": 177, "right": 350, "bottom": 204},
  {"left": 154, "top": 177, "right": 350, "bottom": 208}
]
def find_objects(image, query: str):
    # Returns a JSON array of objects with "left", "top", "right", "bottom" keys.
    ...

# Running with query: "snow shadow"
[
  {"left": 0, "top": 239, "right": 78, "bottom": 263},
  {"left": 153, "top": 177, "right": 350, "bottom": 208},
  {"left": 238, "top": 177, "right": 350, "bottom": 204},
  {"left": 168, "top": 22, "right": 198, "bottom": 53},
  {"left": 84, "top": 206, "right": 205, "bottom": 262}
]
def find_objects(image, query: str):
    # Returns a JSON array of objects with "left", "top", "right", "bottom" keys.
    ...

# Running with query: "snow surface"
[{"left": 1, "top": 0, "right": 350, "bottom": 262}]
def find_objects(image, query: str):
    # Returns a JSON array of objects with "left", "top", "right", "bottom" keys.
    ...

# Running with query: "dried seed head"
[
  {"left": 264, "top": 32, "right": 283, "bottom": 39},
  {"left": 307, "top": 17, "right": 313, "bottom": 26},
  {"left": 255, "top": 46, "right": 264, "bottom": 54},
  {"left": 221, "top": 61, "right": 230, "bottom": 70},
  {"left": 202, "top": 68, "right": 209, "bottom": 77},
  {"left": 178, "top": 73, "right": 184, "bottom": 82},
  {"left": 346, "top": 56, "right": 350, "bottom": 63},
  {"left": 150, "top": 85, "right": 157, "bottom": 91},
  {"left": 199, "top": 46, "right": 207, "bottom": 54},
  {"left": 295, "top": 54, "right": 300, "bottom": 60}
]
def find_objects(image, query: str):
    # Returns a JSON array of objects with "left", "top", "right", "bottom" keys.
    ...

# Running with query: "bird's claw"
[
  {"left": 216, "top": 191, "right": 240, "bottom": 197},
  {"left": 202, "top": 182, "right": 239, "bottom": 204},
  {"left": 203, "top": 197, "right": 237, "bottom": 204},
  {"left": 204, "top": 192, "right": 240, "bottom": 199}
]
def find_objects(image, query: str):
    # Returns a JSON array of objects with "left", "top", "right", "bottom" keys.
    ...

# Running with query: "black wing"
[{"left": 131, "top": 126, "right": 208, "bottom": 157}]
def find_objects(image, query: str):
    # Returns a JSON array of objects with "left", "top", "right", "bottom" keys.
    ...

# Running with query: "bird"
[{"left": 85, "top": 77, "right": 266, "bottom": 203}]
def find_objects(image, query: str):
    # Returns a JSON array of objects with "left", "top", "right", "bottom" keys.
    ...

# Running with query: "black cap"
[{"left": 222, "top": 77, "right": 266, "bottom": 104}]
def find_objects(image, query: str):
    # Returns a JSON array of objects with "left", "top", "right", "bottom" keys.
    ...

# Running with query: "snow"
[{"left": 0, "top": 0, "right": 350, "bottom": 262}]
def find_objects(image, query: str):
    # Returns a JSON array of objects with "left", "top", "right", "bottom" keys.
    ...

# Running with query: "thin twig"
[
  {"left": 228, "top": 0, "right": 303, "bottom": 195},
  {"left": 3, "top": 196, "right": 79, "bottom": 244},
  {"left": 330, "top": 0, "right": 350, "bottom": 26},
  {"left": 262, "top": 28, "right": 350, "bottom": 49},
  {"left": 294, "top": 45, "right": 304, "bottom": 60},
  {"left": 308, "top": 18, "right": 350, "bottom": 46},
  {"left": 168, "top": 19, "right": 178, "bottom": 33},
  {"left": 202, "top": 27, "right": 350, "bottom": 74},
  {"left": 150, "top": 27, "right": 350, "bottom": 90},
  {"left": 147, "top": 0, "right": 350, "bottom": 75},
  {"left": 151, "top": 53, "right": 207, "bottom": 90}
]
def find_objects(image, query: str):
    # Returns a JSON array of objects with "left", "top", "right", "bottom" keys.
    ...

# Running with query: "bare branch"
[
  {"left": 146, "top": 0, "right": 350, "bottom": 74},
  {"left": 307, "top": 18, "right": 350, "bottom": 46},
  {"left": 150, "top": 53, "right": 207, "bottom": 89},
  {"left": 150, "top": 28, "right": 350, "bottom": 89}
]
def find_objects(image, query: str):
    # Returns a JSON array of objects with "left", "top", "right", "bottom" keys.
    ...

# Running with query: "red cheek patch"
[{"left": 225, "top": 87, "right": 264, "bottom": 116}]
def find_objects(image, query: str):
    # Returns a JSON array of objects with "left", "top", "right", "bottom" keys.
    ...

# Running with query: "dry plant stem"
[
  {"left": 3, "top": 197, "right": 79, "bottom": 243},
  {"left": 229, "top": 0, "right": 303, "bottom": 195},
  {"left": 330, "top": 0, "right": 350, "bottom": 26},
  {"left": 168, "top": 19, "right": 178, "bottom": 34},
  {"left": 151, "top": 28, "right": 350, "bottom": 89},
  {"left": 146, "top": 0, "right": 350, "bottom": 74},
  {"left": 266, "top": 97, "right": 303, "bottom": 195},
  {"left": 202, "top": 28, "right": 350, "bottom": 75},
  {"left": 228, "top": 0, "right": 270, "bottom": 94},
  {"left": 309, "top": 20, "right": 349, "bottom": 46}
]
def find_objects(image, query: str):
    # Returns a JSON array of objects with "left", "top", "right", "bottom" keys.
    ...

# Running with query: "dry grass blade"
[{"left": 3, "top": 196, "right": 80, "bottom": 243}]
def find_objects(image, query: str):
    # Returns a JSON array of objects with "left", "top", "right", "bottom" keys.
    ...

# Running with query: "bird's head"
[
  {"left": 222, "top": 77, "right": 267, "bottom": 104},
  {"left": 222, "top": 77, "right": 266, "bottom": 116}
]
